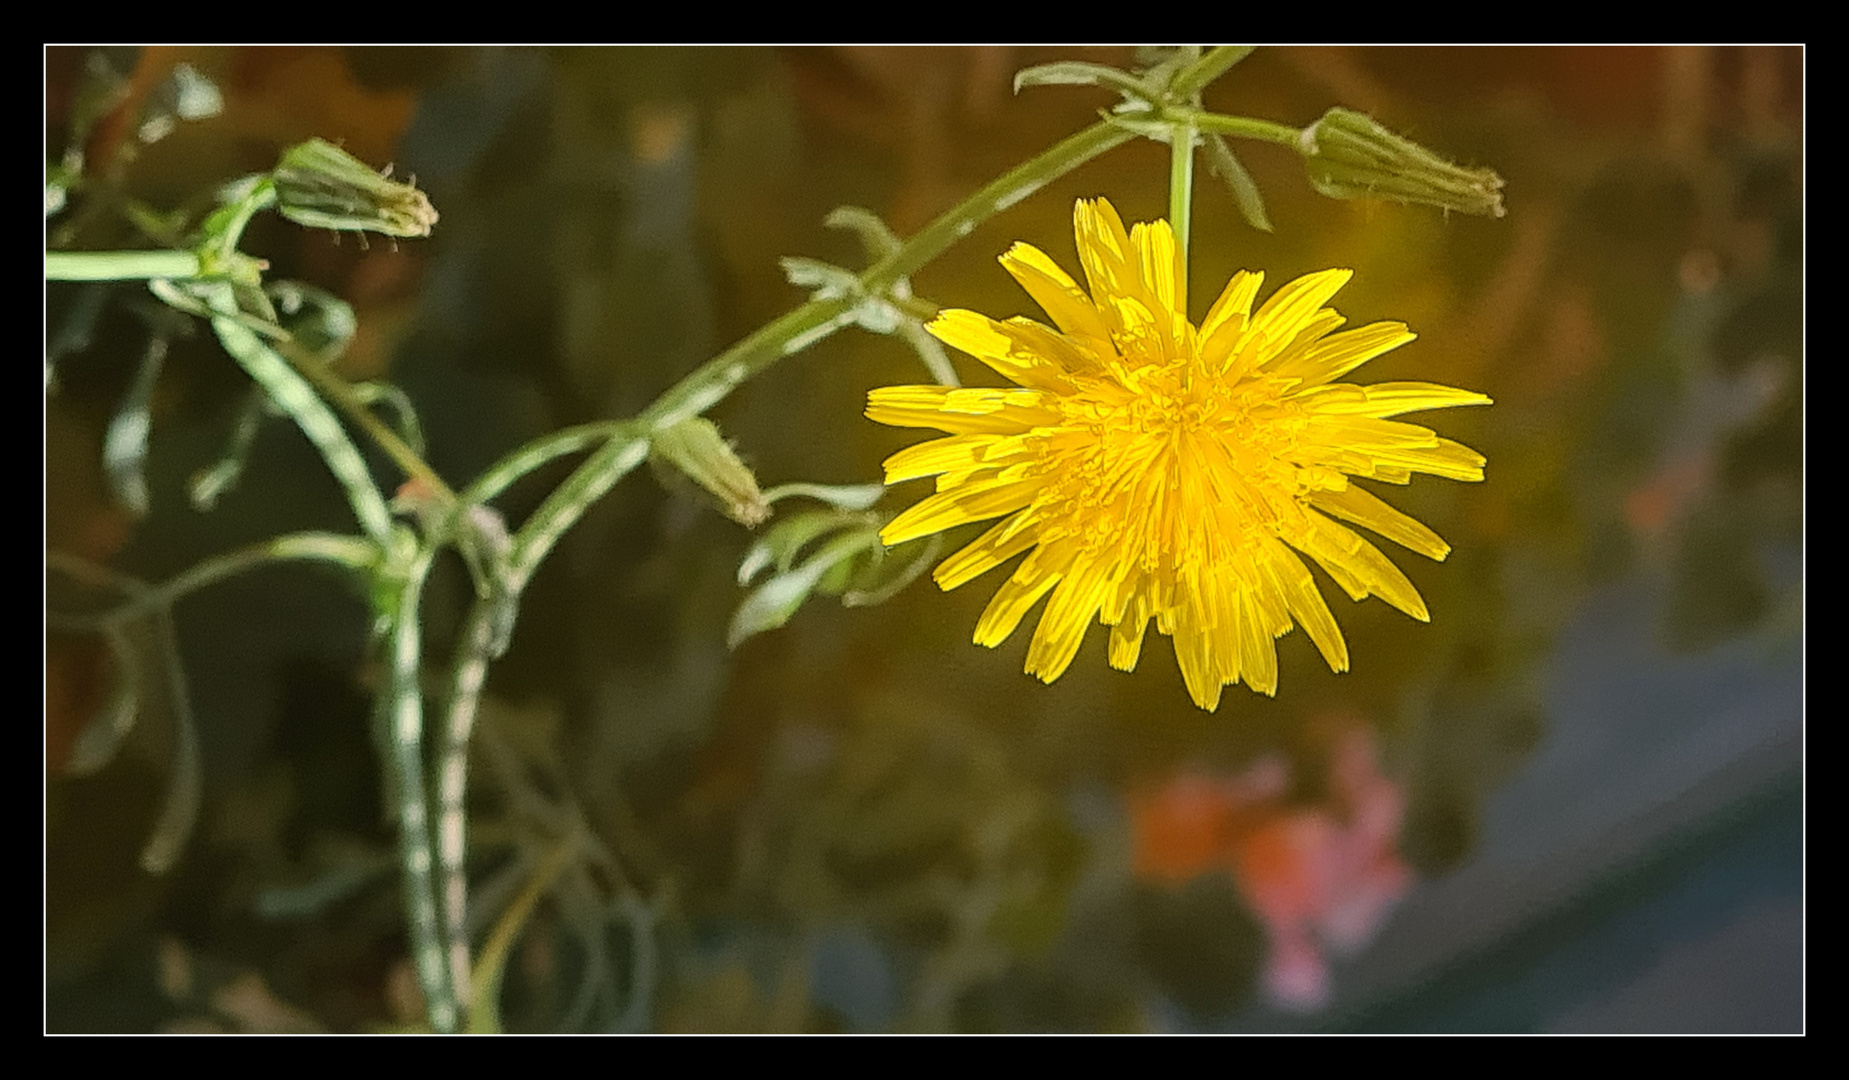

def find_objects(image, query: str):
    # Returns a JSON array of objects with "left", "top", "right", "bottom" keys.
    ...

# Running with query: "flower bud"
[
  {"left": 272, "top": 138, "right": 439, "bottom": 238},
  {"left": 651, "top": 418, "right": 770, "bottom": 527},
  {"left": 1300, "top": 108, "right": 1505, "bottom": 218}
]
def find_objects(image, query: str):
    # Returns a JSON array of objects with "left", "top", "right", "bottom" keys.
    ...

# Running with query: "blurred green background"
[{"left": 46, "top": 46, "right": 1802, "bottom": 1033}]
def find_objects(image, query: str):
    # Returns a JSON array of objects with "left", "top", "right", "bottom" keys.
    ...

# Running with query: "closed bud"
[
  {"left": 1300, "top": 108, "right": 1505, "bottom": 218},
  {"left": 273, "top": 139, "right": 439, "bottom": 238},
  {"left": 651, "top": 418, "right": 770, "bottom": 527}
]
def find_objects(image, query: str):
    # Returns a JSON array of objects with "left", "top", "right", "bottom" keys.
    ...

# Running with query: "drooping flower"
[{"left": 867, "top": 198, "right": 1488, "bottom": 710}]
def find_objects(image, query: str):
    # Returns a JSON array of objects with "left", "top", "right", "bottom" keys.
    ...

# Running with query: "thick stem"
[
  {"left": 1169, "top": 117, "right": 1196, "bottom": 288},
  {"left": 45, "top": 249, "right": 201, "bottom": 281},
  {"left": 209, "top": 309, "right": 395, "bottom": 544},
  {"left": 385, "top": 550, "right": 458, "bottom": 1032},
  {"left": 436, "top": 599, "right": 499, "bottom": 1014}
]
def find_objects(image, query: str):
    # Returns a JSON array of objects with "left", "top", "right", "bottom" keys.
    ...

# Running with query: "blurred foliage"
[{"left": 46, "top": 46, "right": 1801, "bottom": 1031}]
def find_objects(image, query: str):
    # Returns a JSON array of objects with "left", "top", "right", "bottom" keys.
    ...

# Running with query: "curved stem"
[
  {"left": 463, "top": 422, "right": 636, "bottom": 510},
  {"left": 467, "top": 839, "right": 576, "bottom": 1033},
  {"left": 859, "top": 120, "right": 1133, "bottom": 293},
  {"left": 274, "top": 335, "right": 452, "bottom": 501},
  {"left": 208, "top": 306, "right": 396, "bottom": 544},
  {"left": 513, "top": 118, "right": 1135, "bottom": 578},
  {"left": 47, "top": 534, "right": 376, "bottom": 624},
  {"left": 428, "top": 113, "right": 1146, "bottom": 1035},
  {"left": 151, "top": 281, "right": 454, "bottom": 503},
  {"left": 138, "top": 609, "right": 202, "bottom": 874}
]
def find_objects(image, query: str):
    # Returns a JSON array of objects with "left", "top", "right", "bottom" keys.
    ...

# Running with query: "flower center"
[{"left": 1030, "top": 363, "right": 1310, "bottom": 565}]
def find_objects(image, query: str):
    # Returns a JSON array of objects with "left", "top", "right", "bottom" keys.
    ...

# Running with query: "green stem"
[
  {"left": 512, "top": 118, "right": 1134, "bottom": 566},
  {"left": 860, "top": 120, "right": 1133, "bottom": 292},
  {"left": 1169, "top": 116, "right": 1196, "bottom": 280},
  {"left": 510, "top": 431, "right": 654, "bottom": 583},
  {"left": 203, "top": 299, "right": 396, "bottom": 544},
  {"left": 434, "top": 592, "right": 504, "bottom": 1023},
  {"left": 383, "top": 549, "right": 458, "bottom": 1032},
  {"left": 464, "top": 424, "right": 634, "bottom": 509},
  {"left": 1184, "top": 111, "right": 1304, "bottom": 147},
  {"left": 275, "top": 336, "right": 453, "bottom": 501},
  {"left": 47, "top": 534, "right": 376, "bottom": 624},
  {"left": 149, "top": 282, "right": 455, "bottom": 503},
  {"left": 46, "top": 250, "right": 200, "bottom": 281},
  {"left": 427, "top": 114, "right": 1144, "bottom": 1033},
  {"left": 1169, "top": 46, "right": 1255, "bottom": 101}
]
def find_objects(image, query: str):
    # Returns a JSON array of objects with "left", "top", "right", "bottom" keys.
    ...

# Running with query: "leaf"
[
  {"left": 780, "top": 256, "right": 859, "bottom": 300},
  {"left": 728, "top": 561, "right": 828, "bottom": 648},
  {"left": 728, "top": 531, "right": 879, "bottom": 648},
  {"left": 737, "top": 509, "right": 853, "bottom": 586},
  {"left": 351, "top": 381, "right": 426, "bottom": 458},
  {"left": 1205, "top": 133, "right": 1274, "bottom": 233},
  {"left": 103, "top": 335, "right": 168, "bottom": 517},
  {"left": 189, "top": 385, "right": 269, "bottom": 511},
  {"left": 760, "top": 483, "right": 887, "bottom": 512},
  {"left": 1014, "top": 62, "right": 1153, "bottom": 105},
  {"left": 824, "top": 206, "right": 903, "bottom": 263},
  {"left": 841, "top": 535, "right": 942, "bottom": 608},
  {"left": 900, "top": 319, "right": 959, "bottom": 387},
  {"left": 65, "top": 625, "right": 142, "bottom": 776},
  {"left": 138, "top": 612, "right": 202, "bottom": 874},
  {"left": 266, "top": 280, "right": 357, "bottom": 362}
]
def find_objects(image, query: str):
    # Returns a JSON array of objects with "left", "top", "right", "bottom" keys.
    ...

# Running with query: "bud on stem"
[
  {"left": 650, "top": 418, "right": 770, "bottom": 527},
  {"left": 1300, "top": 107, "right": 1505, "bottom": 218},
  {"left": 273, "top": 139, "right": 439, "bottom": 238}
]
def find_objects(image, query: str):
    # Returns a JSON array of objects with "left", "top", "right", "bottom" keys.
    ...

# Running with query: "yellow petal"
[
  {"left": 999, "top": 243, "right": 1113, "bottom": 343},
  {"left": 934, "top": 513, "right": 1041, "bottom": 590},
  {"left": 974, "top": 560, "right": 1061, "bottom": 647},
  {"left": 1249, "top": 268, "right": 1353, "bottom": 344},
  {"left": 1311, "top": 482, "right": 1451, "bottom": 560},
  {"left": 881, "top": 475, "right": 1040, "bottom": 546}
]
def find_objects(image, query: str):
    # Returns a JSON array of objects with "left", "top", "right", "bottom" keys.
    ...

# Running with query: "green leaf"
[
  {"left": 189, "top": 385, "right": 270, "bottom": 511},
  {"left": 899, "top": 319, "right": 959, "bottom": 387},
  {"left": 102, "top": 336, "right": 168, "bottom": 518},
  {"left": 824, "top": 206, "right": 903, "bottom": 263},
  {"left": 841, "top": 535, "right": 942, "bottom": 608},
  {"left": 737, "top": 509, "right": 854, "bottom": 585},
  {"left": 728, "top": 531, "right": 879, "bottom": 647},
  {"left": 65, "top": 626, "right": 142, "bottom": 776},
  {"left": 1099, "top": 112, "right": 1172, "bottom": 141},
  {"left": 760, "top": 482, "right": 887, "bottom": 512},
  {"left": 1205, "top": 133, "right": 1274, "bottom": 233},
  {"left": 780, "top": 256, "right": 860, "bottom": 300},
  {"left": 1015, "top": 61, "right": 1153, "bottom": 105},
  {"left": 1168, "top": 46, "right": 1256, "bottom": 101},
  {"left": 267, "top": 280, "right": 357, "bottom": 362}
]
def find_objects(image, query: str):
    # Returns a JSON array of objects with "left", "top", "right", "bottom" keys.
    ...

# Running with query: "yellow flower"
[{"left": 867, "top": 199, "right": 1489, "bottom": 711}]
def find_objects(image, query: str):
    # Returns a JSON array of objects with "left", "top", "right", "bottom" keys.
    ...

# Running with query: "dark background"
[{"left": 46, "top": 46, "right": 1802, "bottom": 1032}]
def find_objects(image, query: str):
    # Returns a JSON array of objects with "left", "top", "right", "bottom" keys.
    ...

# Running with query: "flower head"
[
  {"left": 273, "top": 138, "right": 438, "bottom": 239},
  {"left": 867, "top": 199, "right": 1488, "bottom": 710}
]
